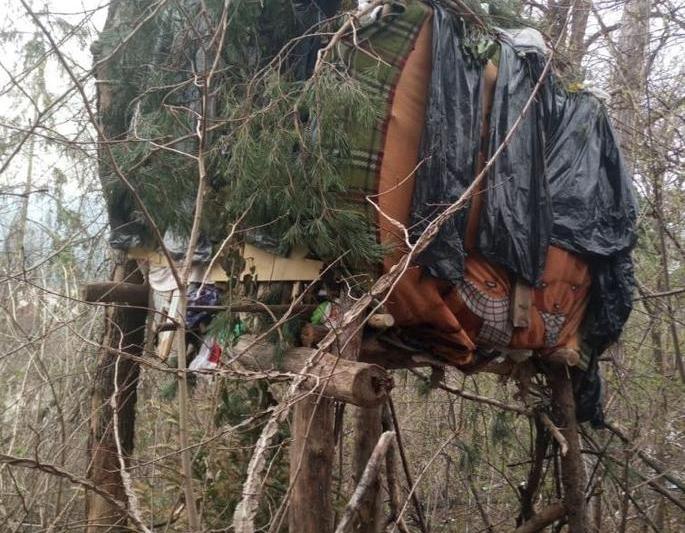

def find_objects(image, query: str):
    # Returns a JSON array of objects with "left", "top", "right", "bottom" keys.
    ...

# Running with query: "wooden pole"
[
  {"left": 546, "top": 364, "right": 589, "bottom": 532},
  {"left": 288, "top": 302, "right": 366, "bottom": 532},
  {"left": 85, "top": 259, "right": 147, "bottom": 532},
  {"left": 382, "top": 405, "right": 410, "bottom": 533},
  {"left": 289, "top": 393, "right": 336, "bottom": 533},
  {"left": 351, "top": 404, "right": 384, "bottom": 533}
]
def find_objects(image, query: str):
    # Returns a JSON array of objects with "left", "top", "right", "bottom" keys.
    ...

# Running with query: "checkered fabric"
[
  {"left": 457, "top": 279, "right": 513, "bottom": 347},
  {"left": 335, "top": 0, "right": 431, "bottom": 215}
]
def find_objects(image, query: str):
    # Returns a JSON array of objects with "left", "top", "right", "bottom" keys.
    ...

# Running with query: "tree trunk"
[
  {"left": 85, "top": 258, "right": 146, "bottom": 531},
  {"left": 612, "top": 0, "right": 651, "bottom": 170},
  {"left": 568, "top": 0, "right": 591, "bottom": 70},
  {"left": 289, "top": 394, "right": 336, "bottom": 533},
  {"left": 289, "top": 300, "right": 365, "bottom": 532},
  {"left": 351, "top": 404, "right": 384, "bottom": 533},
  {"left": 86, "top": 2, "right": 149, "bottom": 527},
  {"left": 546, "top": 364, "right": 588, "bottom": 532}
]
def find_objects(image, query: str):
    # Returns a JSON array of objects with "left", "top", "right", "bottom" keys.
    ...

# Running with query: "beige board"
[
  {"left": 240, "top": 243, "right": 323, "bottom": 282},
  {"left": 127, "top": 247, "right": 228, "bottom": 282},
  {"left": 127, "top": 243, "right": 323, "bottom": 283}
]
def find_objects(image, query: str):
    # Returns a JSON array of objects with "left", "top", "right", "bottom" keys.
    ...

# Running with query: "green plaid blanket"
[{"left": 336, "top": 0, "right": 430, "bottom": 202}]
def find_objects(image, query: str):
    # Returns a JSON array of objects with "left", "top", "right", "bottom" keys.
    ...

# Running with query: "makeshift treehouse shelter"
[{"left": 85, "top": 0, "right": 637, "bottom": 531}]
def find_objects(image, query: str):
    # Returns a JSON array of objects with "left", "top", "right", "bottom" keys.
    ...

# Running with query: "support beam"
[
  {"left": 546, "top": 364, "right": 588, "bottom": 533},
  {"left": 81, "top": 282, "right": 317, "bottom": 315},
  {"left": 231, "top": 336, "right": 392, "bottom": 408},
  {"left": 81, "top": 281, "right": 149, "bottom": 306},
  {"left": 289, "top": 394, "right": 335, "bottom": 533}
]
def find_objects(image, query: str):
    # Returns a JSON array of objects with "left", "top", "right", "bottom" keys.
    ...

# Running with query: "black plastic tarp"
[
  {"left": 411, "top": 17, "right": 637, "bottom": 333},
  {"left": 479, "top": 48, "right": 637, "bottom": 351},
  {"left": 410, "top": 5, "right": 484, "bottom": 281},
  {"left": 543, "top": 80, "right": 637, "bottom": 258},
  {"left": 477, "top": 43, "right": 551, "bottom": 285},
  {"left": 409, "top": 11, "right": 637, "bottom": 425}
]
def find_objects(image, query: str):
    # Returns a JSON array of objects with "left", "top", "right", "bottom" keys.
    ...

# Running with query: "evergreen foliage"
[{"left": 98, "top": 0, "right": 383, "bottom": 267}]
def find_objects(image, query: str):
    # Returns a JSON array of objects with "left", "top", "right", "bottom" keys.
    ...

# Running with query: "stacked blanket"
[{"left": 337, "top": 1, "right": 637, "bottom": 426}]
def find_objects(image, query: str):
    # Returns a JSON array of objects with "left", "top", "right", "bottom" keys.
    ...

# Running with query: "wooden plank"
[{"left": 241, "top": 244, "right": 323, "bottom": 282}]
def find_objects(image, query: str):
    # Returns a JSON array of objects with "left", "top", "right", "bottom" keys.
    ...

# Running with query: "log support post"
[
  {"left": 351, "top": 404, "right": 384, "bottom": 532},
  {"left": 288, "top": 305, "right": 372, "bottom": 533},
  {"left": 85, "top": 259, "right": 148, "bottom": 532},
  {"left": 289, "top": 394, "right": 336, "bottom": 533},
  {"left": 546, "top": 364, "right": 588, "bottom": 532},
  {"left": 336, "top": 431, "right": 395, "bottom": 533}
]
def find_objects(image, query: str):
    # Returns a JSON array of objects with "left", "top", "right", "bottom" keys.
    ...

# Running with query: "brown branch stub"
[{"left": 539, "top": 412, "right": 569, "bottom": 456}]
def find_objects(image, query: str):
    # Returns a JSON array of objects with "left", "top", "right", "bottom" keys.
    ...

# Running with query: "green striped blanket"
[{"left": 336, "top": 0, "right": 430, "bottom": 200}]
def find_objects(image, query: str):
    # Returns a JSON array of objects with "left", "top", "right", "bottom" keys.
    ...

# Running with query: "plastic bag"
[
  {"left": 189, "top": 337, "right": 222, "bottom": 372},
  {"left": 477, "top": 43, "right": 551, "bottom": 284},
  {"left": 410, "top": 5, "right": 484, "bottom": 282}
]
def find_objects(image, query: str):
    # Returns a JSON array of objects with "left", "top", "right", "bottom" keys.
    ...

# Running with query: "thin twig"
[
  {"left": 540, "top": 412, "right": 569, "bottom": 457},
  {"left": 387, "top": 397, "right": 428, "bottom": 533}
]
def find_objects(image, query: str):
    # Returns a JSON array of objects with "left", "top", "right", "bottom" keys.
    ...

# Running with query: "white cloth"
[{"left": 148, "top": 264, "right": 208, "bottom": 292}]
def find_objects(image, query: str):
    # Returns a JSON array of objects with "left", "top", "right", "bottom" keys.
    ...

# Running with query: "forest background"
[{"left": 0, "top": 0, "right": 683, "bottom": 531}]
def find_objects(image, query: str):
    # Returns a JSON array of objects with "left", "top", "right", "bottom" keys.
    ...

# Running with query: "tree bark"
[
  {"left": 612, "top": 0, "right": 651, "bottom": 170},
  {"left": 546, "top": 364, "right": 588, "bottom": 532},
  {"left": 336, "top": 431, "right": 395, "bottom": 533},
  {"left": 568, "top": 0, "right": 591, "bottom": 69},
  {"left": 85, "top": 258, "right": 146, "bottom": 532},
  {"left": 232, "top": 335, "right": 392, "bottom": 408},
  {"left": 289, "top": 394, "right": 336, "bottom": 533}
]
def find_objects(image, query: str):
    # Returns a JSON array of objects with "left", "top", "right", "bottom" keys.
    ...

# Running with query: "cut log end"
[
  {"left": 350, "top": 365, "right": 394, "bottom": 408},
  {"left": 81, "top": 282, "right": 150, "bottom": 306},
  {"left": 230, "top": 337, "right": 393, "bottom": 407}
]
